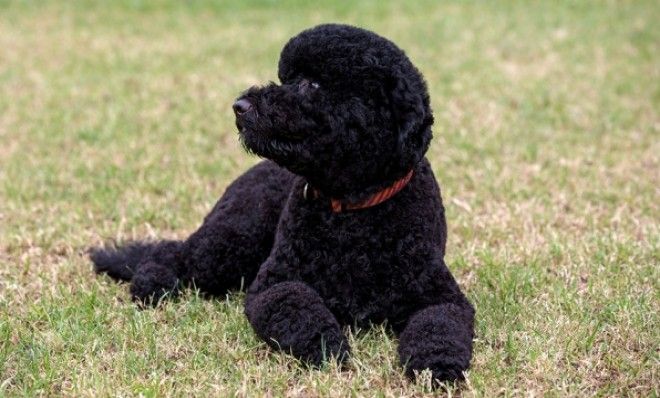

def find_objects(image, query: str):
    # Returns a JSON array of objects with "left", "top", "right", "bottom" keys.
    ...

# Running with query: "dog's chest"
[
  {"left": 274, "top": 193, "right": 424, "bottom": 324},
  {"left": 286, "top": 198, "right": 404, "bottom": 271},
  {"left": 264, "top": 163, "right": 447, "bottom": 326}
]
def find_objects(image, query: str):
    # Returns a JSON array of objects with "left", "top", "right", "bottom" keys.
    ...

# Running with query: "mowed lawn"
[{"left": 0, "top": 1, "right": 658, "bottom": 396}]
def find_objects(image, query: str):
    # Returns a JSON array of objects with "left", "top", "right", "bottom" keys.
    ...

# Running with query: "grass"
[{"left": 0, "top": 0, "right": 658, "bottom": 396}]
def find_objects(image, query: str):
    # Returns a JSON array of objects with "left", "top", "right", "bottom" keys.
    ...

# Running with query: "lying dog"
[{"left": 91, "top": 24, "right": 475, "bottom": 384}]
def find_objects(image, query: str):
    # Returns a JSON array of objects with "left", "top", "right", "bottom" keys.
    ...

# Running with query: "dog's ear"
[{"left": 387, "top": 68, "right": 433, "bottom": 162}]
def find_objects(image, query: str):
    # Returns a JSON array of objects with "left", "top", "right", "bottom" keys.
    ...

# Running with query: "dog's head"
[{"left": 235, "top": 24, "right": 433, "bottom": 199}]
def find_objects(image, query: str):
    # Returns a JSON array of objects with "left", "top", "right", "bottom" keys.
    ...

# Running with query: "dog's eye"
[{"left": 298, "top": 79, "right": 320, "bottom": 92}]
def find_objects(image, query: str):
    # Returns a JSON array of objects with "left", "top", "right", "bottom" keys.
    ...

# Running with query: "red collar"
[{"left": 303, "top": 170, "right": 414, "bottom": 213}]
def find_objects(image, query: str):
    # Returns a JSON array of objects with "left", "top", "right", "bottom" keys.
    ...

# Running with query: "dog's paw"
[
  {"left": 426, "top": 363, "right": 465, "bottom": 385},
  {"left": 402, "top": 357, "right": 467, "bottom": 389},
  {"left": 300, "top": 333, "right": 351, "bottom": 368},
  {"left": 129, "top": 261, "right": 180, "bottom": 306}
]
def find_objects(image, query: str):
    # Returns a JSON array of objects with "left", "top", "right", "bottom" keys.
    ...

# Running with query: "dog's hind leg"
[
  {"left": 179, "top": 161, "right": 295, "bottom": 297},
  {"left": 129, "top": 259, "right": 182, "bottom": 305},
  {"left": 91, "top": 239, "right": 184, "bottom": 305},
  {"left": 91, "top": 160, "right": 294, "bottom": 305},
  {"left": 245, "top": 281, "right": 350, "bottom": 366}
]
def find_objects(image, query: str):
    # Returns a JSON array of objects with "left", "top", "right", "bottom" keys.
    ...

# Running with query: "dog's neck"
[{"left": 303, "top": 169, "right": 414, "bottom": 212}]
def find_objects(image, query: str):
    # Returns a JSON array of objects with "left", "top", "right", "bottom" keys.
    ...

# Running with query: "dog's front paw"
[
  {"left": 400, "top": 354, "right": 468, "bottom": 390},
  {"left": 245, "top": 281, "right": 350, "bottom": 368},
  {"left": 407, "top": 361, "right": 466, "bottom": 385},
  {"left": 302, "top": 331, "right": 351, "bottom": 368},
  {"left": 130, "top": 261, "right": 180, "bottom": 306},
  {"left": 399, "top": 339, "right": 471, "bottom": 386},
  {"left": 398, "top": 303, "right": 474, "bottom": 387}
]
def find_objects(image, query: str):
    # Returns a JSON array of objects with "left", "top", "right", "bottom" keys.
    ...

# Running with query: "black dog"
[{"left": 91, "top": 24, "right": 475, "bottom": 384}]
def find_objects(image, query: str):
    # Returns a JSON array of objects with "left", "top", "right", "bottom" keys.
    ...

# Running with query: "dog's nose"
[{"left": 233, "top": 99, "right": 253, "bottom": 116}]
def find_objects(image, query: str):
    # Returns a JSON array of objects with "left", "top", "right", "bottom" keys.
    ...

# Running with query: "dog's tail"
[{"left": 89, "top": 240, "right": 182, "bottom": 282}]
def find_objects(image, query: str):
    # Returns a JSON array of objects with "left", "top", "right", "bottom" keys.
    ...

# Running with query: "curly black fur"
[{"left": 91, "top": 24, "right": 475, "bottom": 385}]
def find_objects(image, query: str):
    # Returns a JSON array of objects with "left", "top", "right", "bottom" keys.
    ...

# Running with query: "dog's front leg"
[
  {"left": 397, "top": 299, "right": 475, "bottom": 385},
  {"left": 245, "top": 281, "right": 349, "bottom": 366}
]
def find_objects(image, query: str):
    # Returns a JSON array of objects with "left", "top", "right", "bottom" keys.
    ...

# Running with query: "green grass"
[{"left": 1, "top": 0, "right": 658, "bottom": 396}]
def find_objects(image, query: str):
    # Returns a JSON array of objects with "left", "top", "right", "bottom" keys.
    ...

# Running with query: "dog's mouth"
[
  {"left": 236, "top": 119, "right": 306, "bottom": 161},
  {"left": 236, "top": 119, "right": 304, "bottom": 143},
  {"left": 235, "top": 119, "right": 248, "bottom": 135}
]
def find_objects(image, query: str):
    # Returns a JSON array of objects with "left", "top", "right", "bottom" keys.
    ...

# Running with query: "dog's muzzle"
[{"left": 233, "top": 98, "right": 253, "bottom": 116}]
